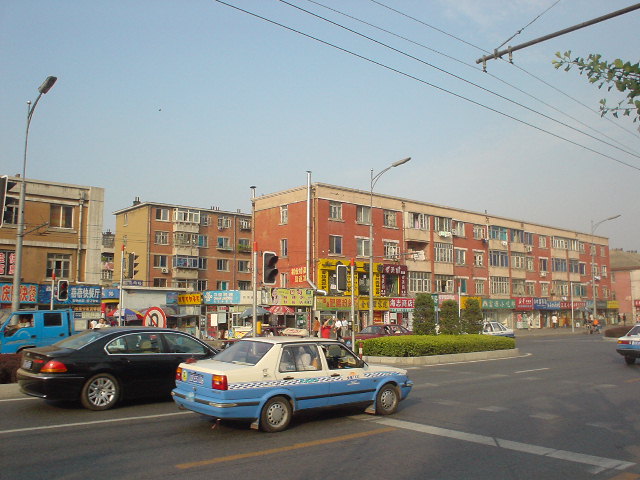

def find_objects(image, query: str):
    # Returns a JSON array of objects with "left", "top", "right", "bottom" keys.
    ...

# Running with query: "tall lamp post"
[
  {"left": 368, "top": 157, "right": 411, "bottom": 327},
  {"left": 590, "top": 214, "right": 620, "bottom": 325},
  {"left": 11, "top": 76, "right": 58, "bottom": 312}
]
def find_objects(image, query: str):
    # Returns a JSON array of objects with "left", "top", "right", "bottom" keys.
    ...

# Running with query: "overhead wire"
[
  {"left": 495, "top": 0, "right": 562, "bottom": 50},
  {"left": 368, "top": 0, "right": 640, "bottom": 141},
  {"left": 276, "top": 0, "right": 640, "bottom": 162},
  {"left": 213, "top": 0, "right": 640, "bottom": 171},
  {"left": 302, "top": 0, "right": 640, "bottom": 158}
]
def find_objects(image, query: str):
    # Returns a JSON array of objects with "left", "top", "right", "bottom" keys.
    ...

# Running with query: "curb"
[
  {"left": 0, "top": 382, "right": 24, "bottom": 400},
  {"left": 364, "top": 348, "right": 521, "bottom": 366}
]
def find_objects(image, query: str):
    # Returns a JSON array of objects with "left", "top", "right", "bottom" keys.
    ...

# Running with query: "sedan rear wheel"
[
  {"left": 260, "top": 396, "right": 292, "bottom": 432},
  {"left": 81, "top": 373, "right": 120, "bottom": 410}
]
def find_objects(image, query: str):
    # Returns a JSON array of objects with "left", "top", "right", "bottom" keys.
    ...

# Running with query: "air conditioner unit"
[
  {"left": 501, "top": 241, "right": 508, "bottom": 247},
  {"left": 438, "top": 231, "right": 451, "bottom": 238},
  {"left": 540, "top": 271, "right": 547, "bottom": 277},
  {"left": 161, "top": 268, "right": 169, "bottom": 274}
]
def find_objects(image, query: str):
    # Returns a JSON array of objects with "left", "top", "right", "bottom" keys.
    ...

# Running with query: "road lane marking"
[
  {"left": 373, "top": 418, "right": 635, "bottom": 472},
  {"left": 0, "top": 397, "right": 39, "bottom": 403},
  {"left": 625, "top": 378, "right": 640, "bottom": 384},
  {"left": 514, "top": 367, "right": 549, "bottom": 374},
  {"left": 0, "top": 411, "right": 192, "bottom": 435},
  {"left": 175, "top": 427, "right": 396, "bottom": 469}
]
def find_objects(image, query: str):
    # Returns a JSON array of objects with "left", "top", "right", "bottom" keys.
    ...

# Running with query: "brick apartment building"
[
  {"left": 254, "top": 183, "right": 617, "bottom": 330},
  {"left": 113, "top": 199, "right": 252, "bottom": 292}
]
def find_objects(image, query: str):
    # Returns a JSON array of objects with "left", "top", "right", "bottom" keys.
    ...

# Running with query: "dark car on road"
[{"left": 17, "top": 327, "right": 217, "bottom": 410}]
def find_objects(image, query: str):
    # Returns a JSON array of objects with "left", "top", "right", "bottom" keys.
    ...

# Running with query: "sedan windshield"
[{"left": 214, "top": 340, "right": 273, "bottom": 365}]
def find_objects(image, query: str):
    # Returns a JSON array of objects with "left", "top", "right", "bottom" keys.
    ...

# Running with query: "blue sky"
[{"left": 2, "top": 1, "right": 639, "bottom": 249}]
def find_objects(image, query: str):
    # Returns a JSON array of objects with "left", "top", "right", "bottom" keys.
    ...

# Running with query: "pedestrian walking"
[
  {"left": 334, "top": 318, "right": 345, "bottom": 341},
  {"left": 551, "top": 313, "right": 558, "bottom": 329},
  {"left": 312, "top": 317, "right": 321, "bottom": 337},
  {"left": 321, "top": 317, "right": 334, "bottom": 339}
]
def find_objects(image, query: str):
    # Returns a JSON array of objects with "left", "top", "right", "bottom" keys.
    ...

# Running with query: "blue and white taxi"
[
  {"left": 616, "top": 324, "right": 640, "bottom": 365},
  {"left": 172, "top": 336, "right": 413, "bottom": 432}
]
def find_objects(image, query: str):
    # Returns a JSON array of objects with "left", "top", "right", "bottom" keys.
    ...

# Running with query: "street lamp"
[
  {"left": 590, "top": 214, "right": 620, "bottom": 326},
  {"left": 368, "top": 157, "right": 411, "bottom": 327},
  {"left": 11, "top": 76, "right": 58, "bottom": 312}
]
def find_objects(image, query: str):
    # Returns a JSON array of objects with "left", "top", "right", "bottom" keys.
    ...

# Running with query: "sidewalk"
[{"left": 515, "top": 327, "right": 586, "bottom": 337}]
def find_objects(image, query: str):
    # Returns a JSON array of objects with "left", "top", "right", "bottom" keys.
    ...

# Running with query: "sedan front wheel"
[{"left": 81, "top": 373, "right": 120, "bottom": 410}]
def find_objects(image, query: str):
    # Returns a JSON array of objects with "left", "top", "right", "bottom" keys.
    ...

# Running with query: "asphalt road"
[{"left": 1, "top": 334, "right": 638, "bottom": 480}]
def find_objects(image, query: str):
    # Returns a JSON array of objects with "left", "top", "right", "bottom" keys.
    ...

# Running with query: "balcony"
[{"left": 173, "top": 222, "right": 199, "bottom": 234}]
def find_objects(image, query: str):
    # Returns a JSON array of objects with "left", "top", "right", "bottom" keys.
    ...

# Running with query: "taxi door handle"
[
  {"left": 330, "top": 373, "right": 341, "bottom": 377},
  {"left": 283, "top": 376, "right": 295, "bottom": 380}
]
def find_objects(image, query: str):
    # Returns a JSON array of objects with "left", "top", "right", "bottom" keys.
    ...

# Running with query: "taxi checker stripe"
[{"left": 226, "top": 371, "right": 400, "bottom": 390}]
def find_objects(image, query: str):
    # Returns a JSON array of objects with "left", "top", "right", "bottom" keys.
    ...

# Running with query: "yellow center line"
[{"left": 176, "top": 426, "right": 396, "bottom": 469}]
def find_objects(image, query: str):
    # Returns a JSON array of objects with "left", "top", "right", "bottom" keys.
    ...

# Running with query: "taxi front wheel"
[
  {"left": 260, "top": 396, "right": 292, "bottom": 432},
  {"left": 375, "top": 384, "right": 399, "bottom": 415}
]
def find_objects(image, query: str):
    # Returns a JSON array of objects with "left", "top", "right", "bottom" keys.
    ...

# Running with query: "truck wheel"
[
  {"left": 625, "top": 356, "right": 636, "bottom": 365},
  {"left": 260, "top": 396, "right": 292, "bottom": 432},
  {"left": 81, "top": 373, "right": 120, "bottom": 410},
  {"left": 375, "top": 384, "right": 399, "bottom": 415}
]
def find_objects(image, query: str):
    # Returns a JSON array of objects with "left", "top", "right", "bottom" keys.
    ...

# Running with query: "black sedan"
[{"left": 17, "top": 327, "right": 217, "bottom": 410}]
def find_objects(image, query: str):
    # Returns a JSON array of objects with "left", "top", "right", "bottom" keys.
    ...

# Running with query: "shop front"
[
  {"left": 267, "top": 288, "right": 313, "bottom": 331},
  {"left": 482, "top": 298, "right": 516, "bottom": 328}
]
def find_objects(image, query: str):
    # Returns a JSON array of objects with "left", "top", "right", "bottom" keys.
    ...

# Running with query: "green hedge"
[{"left": 361, "top": 335, "right": 515, "bottom": 357}]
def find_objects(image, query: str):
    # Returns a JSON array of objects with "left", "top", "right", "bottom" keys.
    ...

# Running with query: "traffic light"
[
  {"left": 56, "top": 280, "right": 69, "bottom": 301},
  {"left": 336, "top": 264, "right": 348, "bottom": 292},
  {"left": 262, "top": 251, "right": 278, "bottom": 285},
  {"left": 127, "top": 252, "right": 139, "bottom": 278}
]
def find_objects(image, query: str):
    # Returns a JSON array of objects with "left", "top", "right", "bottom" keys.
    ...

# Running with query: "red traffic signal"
[{"left": 56, "top": 280, "right": 69, "bottom": 301}]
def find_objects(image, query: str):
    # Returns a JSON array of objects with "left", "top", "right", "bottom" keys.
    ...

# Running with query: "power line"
[
  {"left": 496, "top": 0, "right": 562, "bottom": 50},
  {"left": 301, "top": 0, "right": 640, "bottom": 157},
  {"left": 213, "top": 0, "right": 640, "bottom": 171},
  {"left": 278, "top": 0, "right": 640, "bottom": 161}
]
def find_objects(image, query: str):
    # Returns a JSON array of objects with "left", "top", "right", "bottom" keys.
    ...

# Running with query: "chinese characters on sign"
[
  {"left": 290, "top": 266, "right": 307, "bottom": 284},
  {"left": 1, "top": 283, "right": 38, "bottom": 304}
]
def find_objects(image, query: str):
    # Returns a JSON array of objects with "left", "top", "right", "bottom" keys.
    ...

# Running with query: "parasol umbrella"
[
  {"left": 240, "top": 306, "right": 270, "bottom": 318},
  {"left": 107, "top": 308, "right": 143, "bottom": 322},
  {"left": 268, "top": 305, "right": 295, "bottom": 315}
]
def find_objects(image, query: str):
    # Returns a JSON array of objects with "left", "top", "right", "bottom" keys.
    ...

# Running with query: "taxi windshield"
[{"left": 214, "top": 340, "right": 273, "bottom": 365}]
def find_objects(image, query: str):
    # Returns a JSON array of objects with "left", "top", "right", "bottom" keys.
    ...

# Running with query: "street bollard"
[{"left": 358, "top": 341, "right": 363, "bottom": 359}]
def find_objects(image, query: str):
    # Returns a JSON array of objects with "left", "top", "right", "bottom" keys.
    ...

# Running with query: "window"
[
  {"left": 490, "top": 276, "right": 510, "bottom": 295},
  {"left": 46, "top": 253, "right": 71, "bottom": 278},
  {"left": 153, "top": 255, "right": 168, "bottom": 268},
  {"left": 539, "top": 258, "right": 548, "bottom": 272},
  {"left": 356, "top": 238, "right": 370, "bottom": 257},
  {"left": 198, "top": 235, "right": 208, "bottom": 248},
  {"left": 238, "top": 260, "right": 250, "bottom": 273},
  {"left": 383, "top": 210, "right": 397, "bottom": 228},
  {"left": 540, "top": 283, "right": 549, "bottom": 296},
  {"left": 217, "top": 259, "right": 229, "bottom": 271},
  {"left": 123, "top": 213, "right": 128, "bottom": 226},
  {"left": 579, "top": 262, "right": 587, "bottom": 275},
  {"left": 280, "top": 238, "right": 288, "bottom": 257},
  {"left": 475, "top": 279, "right": 485, "bottom": 295},
  {"left": 601, "top": 265, "right": 608, "bottom": 277},
  {"left": 50, "top": 205, "right": 73, "bottom": 229},
  {"left": 552, "top": 237, "right": 569, "bottom": 249},
  {"left": 455, "top": 248, "right": 466, "bottom": 265},
  {"left": 552, "top": 258, "right": 567, "bottom": 272},
  {"left": 489, "top": 250, "right": 509, "bottom": 268},
  {"left": 155, "top": 231, "right": 169, "bottom": 245},
  {"left": 153, "top": 278, "right": 167, "bottom": 287},
  {"left": 198, "top": 258, "right": 207, "bottom": 270},
  {"left": 434, "top": 216, "right": 451, "bottom": 233},
  {"left": 279, "top": 345, "right": 322, "bottom": 372},
  {"left": 173, "top": 256, "right": 198, "bottom": 269},
  {"left": 510, "top": 229, "right": 523, "bottom": 243},
  {"left": 175, "top": 232, "right": 197, "bottom": 246},
  {"left": 539, "top": 236, "right": 547, "bottom": 248},
  {"left": 408, "top": 271, "right": 431, "bottom": 293},
  {"left": 512, "top": 279, "right": 525, "bottom": 296},
  {"left": 569, "top": 259, "right": 580, "bottom": 274},
  {"left": 238, "top": 238, "right": 251, "bottom": 253},
  {"left": 217, "top": 216, "right": 231, "bottom": 229},
  {"left": 488, "top": 226, "right": 508, "bottom": 241},
  {"left": 456, "top": 278, "right": 468, "bottom": 294},
  {"left": 511, "top": 253, "right": 525, "bottom": 269},
  {"left": 239, "top": 280, "right": 251, "bottom": 290},
  {"left": 156, "top": 208, "right": 169, "bottom": 221},
  {"left": 526, "top": 256, "right": 535, "bottom": 271},
  {"left": 280, "top": 205, "right": 288, "bottom": 225},
  {"left": 526, "top": 281, "right": 535, "bottom": 296},
  {"left": 200, "top": 214, "right": 210, "bottom": 226},
  {"left": 329, "top": 236, "right": 342, "bottom": 255},
  {"left": 216, "top": 281, "right": 229, "bottom": 290},
  {"left": 357, "top": 206, "right": 371, "bottom": 225},
  {"left": 473, "top": 251, "right": 484, "bottom": 267},
  {"left": 523, "top": 232, "right": 534, "bottom": 245},
  {"left": 196, "top": 280, "right": 208, "bottom": 291},
  {"left": 383, "top": 241, "right": 399, "bottom": 259},
  {"left": 280, "top": 272, "right": 287, "bottom": 288},
  {"left": 329, "top": 201, "right": 342, "bottom": 221},
  {"left": 239, "top": 218, "right": 251, "bottom": 230},
  {"left": 409, "top": 212, "right": 428, "bottom": 230},
  {"left": 434, "top": 275, "right": 454, "bottom": 293},
  {"left": 174, "top": 208, "right": 200, "bottom": 224},
  {"left": 2, "top": 196, "right": 18, "bottom": 225},
  {"left": 217, "top": 237, "right": 231, "bottom": 250},
  {"left": 321, "top": 343, "right": 360, "bottom": 371},
  {"left": 452, "top": 221, "right": 465, "bottom": 237},
  {"left": 434, "top": 242, "right": 453, "bottom": 263},
  {"left": 473, "top": 224, "right": 486, "bottom": 240}
]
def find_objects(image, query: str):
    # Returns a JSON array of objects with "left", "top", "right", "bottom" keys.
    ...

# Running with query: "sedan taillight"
[
  {"left": 618, "top": 339, "right": 630, "bottom": 344},
  {"left": 40, "top": 360, "right": 68, "bottom": 373},
  {"left": 176, "top": 367, "right": 183, "bottom": 381},
  {"left": 212, "top": 374, "right": 228, "bottom": 391}
]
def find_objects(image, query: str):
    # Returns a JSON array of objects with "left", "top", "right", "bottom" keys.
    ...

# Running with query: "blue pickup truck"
[{"left": 0, "top": 309, "right": 82, "bottom": 353}]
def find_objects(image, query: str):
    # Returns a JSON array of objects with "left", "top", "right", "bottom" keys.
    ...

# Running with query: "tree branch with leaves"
[{"left": 553, "top": 51, "right": 640, "bottom": 122}]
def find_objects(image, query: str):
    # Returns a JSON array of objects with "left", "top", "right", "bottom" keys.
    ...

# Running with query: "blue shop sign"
[
  {"left": 166, "top": 292, "right": 179, "bottom": 305},
  {"left": 203, "top": 290, "right": 241, "bottom": 305},
  {"left": 39, "top": 284, "right": 102, "bottom": 305},
  {"left": 102, "top": 288, "right": 120, "bottom": 299}
]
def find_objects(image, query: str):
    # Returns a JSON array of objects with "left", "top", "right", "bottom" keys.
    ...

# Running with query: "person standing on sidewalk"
[{"left": 551, "top": 313, "right": 558, "bottom": 329}]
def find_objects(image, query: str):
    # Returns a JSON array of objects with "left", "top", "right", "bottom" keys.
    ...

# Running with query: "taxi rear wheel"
[
  {"left": 260, "top": 396, "right": 292, "bottom": 432},
  {"left": 375, "top": 384, "right": 399, "bottom": 415},
  {"left": 625, "top": 356, "right": 636, "bottom": 365}
]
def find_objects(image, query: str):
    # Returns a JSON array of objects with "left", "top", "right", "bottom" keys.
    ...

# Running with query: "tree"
[
  {"left": 553, "top": 52, "right": 640, "bottom": 122},
  {"left": 461, "top": 298, "right": 484, "bottom": 334},
  {"left": 438, "top": 300, "right": 461, "bottom": 335},
  {"left": 413, "top": 293, "right": 437, "bottom": 335}
]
